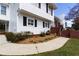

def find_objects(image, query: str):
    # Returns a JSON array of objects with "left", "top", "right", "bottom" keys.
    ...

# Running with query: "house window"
[
  {"left": 45, "top": 22, "right": 48, "bottom": 27},
  {"left": 43, "top": 21, "right": 49, "bottom": 28},
  {"left": 35, "top": 19, "right": 37, "bottom": 27},
  {"left": 65, "top": 22, "right": 67, "bottom": 27},
  {"left": 23, "top": 16, "right": 27, "bottom": 26},
  {"left": 38, "top": 3, "right": 41, "bottom": 8},
  {"left": 46, "top": 3, "right": 48, "bottom": 13},
  {"left": 1, "top": 5, "right": 6, "bottom": 15},
  {"left": 45, "top": 22, "right": 48, "bottom": 28},
  {"left": 28, "top": 19, "right": 33, "bottom": 26}
]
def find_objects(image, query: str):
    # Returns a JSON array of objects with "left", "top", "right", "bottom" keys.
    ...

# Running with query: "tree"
[
  {"left": 72, "top": 17, "right": 79, "bottom": 30},
  {"left": 65, "top": 4, "right": 79, "bottom": 30},
  {"left": 65, "top": 3, "right": 79, "bottom": 20}
]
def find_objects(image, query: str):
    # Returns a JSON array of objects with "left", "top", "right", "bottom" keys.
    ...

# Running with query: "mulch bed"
[{"left": 16, "top": 34, "right": 57, "bottom": 44}]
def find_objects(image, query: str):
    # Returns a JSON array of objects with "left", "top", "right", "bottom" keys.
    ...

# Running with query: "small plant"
[
  {"left": 40, "top": 32, "right": 46, "bottom": 37},
  {"left": 16, "top": 33, "right": 26, "bottom": 41},
  {"left": 24, "top": 31, "right": 33, "bottom": 35},
  {"left": 46, "top": 30, "right": 50, "bottom": 35}
]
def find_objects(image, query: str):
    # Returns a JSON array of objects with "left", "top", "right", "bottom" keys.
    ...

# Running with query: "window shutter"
[
  {"left": 23, "top": 16, "right": 27, "bottom": 26},
  {"left": 35, "top": 19, "right": 37, "bottom": 27},
  {"left": 46, "top": 3, "right": 48, "bottom": 13},
  {"left": 43, "top": 22, "right": 45, "bottom": 28},
  {"left": 38, "top": 3, "right": 41, "bottom": 8}
]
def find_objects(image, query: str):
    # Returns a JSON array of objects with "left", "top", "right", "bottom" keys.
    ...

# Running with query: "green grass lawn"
[{"left": 32, "top": 38, "right": 79, "bottom": 56}]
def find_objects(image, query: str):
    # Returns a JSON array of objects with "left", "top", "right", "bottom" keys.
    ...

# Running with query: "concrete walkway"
[{"left": 0, "top": 35, "right": 69, "bottom": 55}]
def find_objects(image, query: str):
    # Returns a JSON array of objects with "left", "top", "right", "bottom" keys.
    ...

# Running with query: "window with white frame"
[
  {"left": 1, "top": 5, "right": 6, "bottom": 15},
  {"left": 28, "top": 19, "right": 34, "bottom": 26}
]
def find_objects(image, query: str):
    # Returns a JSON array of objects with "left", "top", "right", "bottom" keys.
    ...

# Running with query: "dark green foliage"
[
  {"left": 72, "top": 23, "right": 79, "bottom": 30},
  {"left": 5, "top": 32, "right": 33, "bottom": 43},
  {"left": 5, "top": 32, "right": 17, "bottom": 42}
]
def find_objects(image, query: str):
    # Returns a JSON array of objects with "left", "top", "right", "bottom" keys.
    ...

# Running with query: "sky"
[{"left": 55, "top": 3, "right": 76, "bottom": 17}]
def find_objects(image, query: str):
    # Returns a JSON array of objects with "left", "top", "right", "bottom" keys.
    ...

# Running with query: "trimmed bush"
[
  {"left": 5, "top": 32, "right": 17, "bottom": 42},
  {"left": 5, "top": 31, "right": 33, "bottom": 43}
]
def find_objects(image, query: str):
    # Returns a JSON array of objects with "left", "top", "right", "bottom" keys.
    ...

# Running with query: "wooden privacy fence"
[
  {"left": 59, "top": 29, "right": 79, "bottom": 38},
  {"left": 61, "top": 29, "right": 70, "bottom": 38},
  {"left": 51, "top": 27, "right": 79, "bottom": 38},
  {"left": 70, "top": 30, "right": 79, "bottom": 38}
]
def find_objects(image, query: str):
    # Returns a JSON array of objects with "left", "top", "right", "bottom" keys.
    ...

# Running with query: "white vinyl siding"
[{"left": 17, "top": 14, "right": 51, "bottom": 34}]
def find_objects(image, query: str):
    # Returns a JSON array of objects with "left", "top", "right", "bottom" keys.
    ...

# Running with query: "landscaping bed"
[
  {"left": 5, "top": 31, "right": 57, "bottom": 44},
  {"left": 16, "top": 34, "right": 57, "bottom": 44}
]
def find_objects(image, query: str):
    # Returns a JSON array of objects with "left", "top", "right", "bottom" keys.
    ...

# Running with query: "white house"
[
  {"left": 58, "top": 14, "right": 73, "bottom": 29},
  {"left": 0, "top": 3, "right": 56, "bottom": 34},
  {"left": 65, "top": 20, "right": 73, "bottom": 28}
]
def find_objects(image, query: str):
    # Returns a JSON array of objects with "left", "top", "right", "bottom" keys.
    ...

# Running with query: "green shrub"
[
  {"left": 46, "top": 30, "right": 50, "bottom": 35},
  {"left": 40, "top": 32, "right": 46, "bottom": 37},
  {"left": 15, "top": 33, "right": 25, "bottom": 41},
  {"left": 5, "top": 32, "right": 33, "bottom": 43},
  {"left": 5, "top": 32, "right": 17, "bottom": 42}
]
